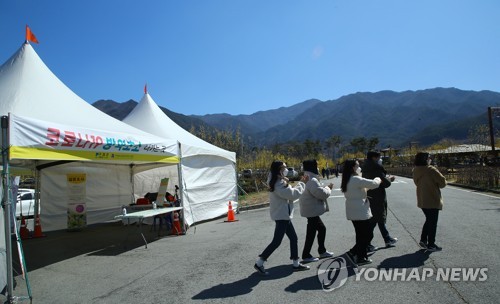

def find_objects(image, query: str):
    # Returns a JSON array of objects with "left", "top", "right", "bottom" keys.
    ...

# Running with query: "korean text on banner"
[{"left": 8, "top": 114, "right": 179, "bottom": 163}]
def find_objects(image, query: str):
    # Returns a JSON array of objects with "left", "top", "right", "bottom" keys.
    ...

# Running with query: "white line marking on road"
[
  {"left": 448, "top": 186, "right": 500, "bottom": 199},
  {"left": 391, "top": 180, "right": 408, "bottom": 184}
]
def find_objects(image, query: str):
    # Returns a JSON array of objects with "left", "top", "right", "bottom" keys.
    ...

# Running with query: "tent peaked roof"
[
  {"left": 0, "top": 43, "right": 155, "bottom": 135},
  {"left": 0, "top": 42, "right": 179, "bottom": 164},
  {"left": 123, "top": 93, "right": 236, "bottom": 162}
]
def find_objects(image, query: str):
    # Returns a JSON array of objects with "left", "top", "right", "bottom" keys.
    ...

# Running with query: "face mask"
[
  {"left": 377, "top": 158, "right": 383, "bottom": 166},
  {"left": 355, "top": 167, "right": 362, "bottom": 175},
  {"left": 282, "top": 168, "right": 289, "bottom": 177}
]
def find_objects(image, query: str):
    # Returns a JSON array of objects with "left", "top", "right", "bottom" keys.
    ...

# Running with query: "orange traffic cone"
[
  {"left": 171, "top": 212, "right": 183, "bottom": 235},
  {"left": 32, "top": 215, "right": 45, "bottom": 238},
  {"left": 19, "top": 216, "right": 30, "bottom": 240},
  {"left": 224, "top": 201, "right": 238, "bottom": 222}
]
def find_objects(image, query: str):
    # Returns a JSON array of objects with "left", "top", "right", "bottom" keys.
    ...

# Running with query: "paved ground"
[{"left": 3, "top": 175, "right": 500, "bottom": 303}]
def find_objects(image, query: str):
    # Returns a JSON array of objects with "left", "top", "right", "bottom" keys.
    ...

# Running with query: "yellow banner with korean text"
[{"left": 8, "top": 114, "right": 179, "bottom": 164}]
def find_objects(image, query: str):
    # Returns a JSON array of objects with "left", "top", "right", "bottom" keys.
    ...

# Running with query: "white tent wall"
[
  {"left": 180, "top": 155, "right": 237, "bottom": 225},
  {"left": 40, "top": 163, "right": 133, "bottom": 231},
  {"left": 132, "top": 165, "right": 179, "bottom": 200},
  {"left": 39, "top": 162, "right": 181, "bottom": 231}
]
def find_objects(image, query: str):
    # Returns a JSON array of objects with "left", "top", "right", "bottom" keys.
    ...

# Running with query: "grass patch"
[{"left": 238, "top": 190, "right": 268, "bottom": 207}]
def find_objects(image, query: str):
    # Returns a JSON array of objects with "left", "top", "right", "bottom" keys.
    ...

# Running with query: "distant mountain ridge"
[
  {"left": 93, "top": 99, "right": 214, "bottom": 132},
  {"left": 92, "top": 88, "right": 500, "bottom": 148},
  {"left": 191, "top": 99, "right": 322, "bottom": 133}
]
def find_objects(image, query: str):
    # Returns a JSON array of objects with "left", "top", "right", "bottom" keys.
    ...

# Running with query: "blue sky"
[{"left": 1, "top": 0, "right": 499, "bottom": 115}]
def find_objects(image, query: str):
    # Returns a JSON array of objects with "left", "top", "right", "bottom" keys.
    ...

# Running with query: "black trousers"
[
  {"left": 350, "top": 219, "right": 374, "bottom": 259},
  {"left": 421, "top": 208, "right": 440, "bottom": 246},
  {"left": 260, "top": 220, "right": 299, "bottom": 260},
  {"left": 370, "top": 200, "right": 391, "bottom": 241},
  {"left": 301, "top": 216, "right": 327, "bottom": 259}
]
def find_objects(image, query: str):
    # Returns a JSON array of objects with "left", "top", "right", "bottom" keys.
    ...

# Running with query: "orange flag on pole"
[
  {"left": 144, "top": 83, "right": 148, "bottom": 94},
  {"left": 26, "top": 25, "right": 39, "bottom": 44}
]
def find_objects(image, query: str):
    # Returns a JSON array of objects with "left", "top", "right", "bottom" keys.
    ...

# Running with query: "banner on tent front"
[
  {"left": 67, "top": 173, "right": 87, "bottom": 230},
  {"left": 8, "top": 114, "right": 179, "bottom": 163}
]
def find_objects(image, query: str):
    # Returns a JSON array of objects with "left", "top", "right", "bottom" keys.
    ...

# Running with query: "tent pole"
[
  {"left": 1, "top": 115, "right": 15, "bottom": 303},
  {"left": 130, "top": 164, "right": 135, "bottom": 205},
  {"left": 235, "top": 160, "right": 238, "bottom": 209},
  {"left": 176, "top": 142, "right": 186, "bottom": 233},
  {"left": 34, "top": 161, "right": 40, "bottom": 220}
]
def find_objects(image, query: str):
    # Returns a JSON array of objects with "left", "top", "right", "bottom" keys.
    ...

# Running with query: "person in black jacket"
[{"left": 362, "top": 151, "right": 397, "bottom": 251}]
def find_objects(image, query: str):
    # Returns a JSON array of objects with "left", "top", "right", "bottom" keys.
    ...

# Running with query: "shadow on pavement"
[
  {"left": 376, "top": 250, "right": 430, "bottom": 269},
  {"left": 192, "top": 264, "right": 293, "bottom": 300},
  {"left": 286, "top": 252, "right": 359, "bottom": 293},
  {"left": 285, "top": 275, "right": 322, "bottom": 292},
  {"left": 13, "top": 222, "right": 165, "bottom": 273}
]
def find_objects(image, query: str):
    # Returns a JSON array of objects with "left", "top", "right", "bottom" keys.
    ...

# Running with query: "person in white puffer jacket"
[
  {"left": 341, "top": 159, "right": 381, "bottom": 266},
  {"left": 254, "top": 160, "right": 310, "bottom": 276},
  {"left": 299, "top": 159, "right": 335, "bottom": 263}
]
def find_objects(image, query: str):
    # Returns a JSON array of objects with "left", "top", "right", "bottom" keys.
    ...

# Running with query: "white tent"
[
  {"left": 122, "top": 93, "right": 237, "bottom": 225},
  {"left": 0, "top": 42, "right": 180, "bottom": 232}
]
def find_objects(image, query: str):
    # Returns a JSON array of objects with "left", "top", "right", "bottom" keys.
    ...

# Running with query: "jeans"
[
  {"left": 421, "top": 208, "right": 439, "bottom": 246},
  {"left": 260, "top": 220, "right": 299, "bottom": 260},
  {"left": 350, "top": 219, "right": 374, "bottom": 259},
  {"left": 302, "top": 216, "right": 327, "bottom": 259}
]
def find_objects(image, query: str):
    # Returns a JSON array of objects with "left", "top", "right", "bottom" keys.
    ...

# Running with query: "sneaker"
[
  {"left": 254, "top": 263, "right": 269, "bottom": 276},
  {"left": 419, "top": 241, "right": 427, "bottom": 249},
  {"left": 385, "top": 237, "right": 398, "bottom": 247},
  {"left": 355, "top": 257, "right": 372, "bottom": 266},
  {"left": 293, "top": 263, "right": 310, "bottom": 271},
  {"left": 319, "top": 251, "right": 334, "bottom": 259},
  {"left": 426, "top": 244, "right": 442, "bottom": 252},
  {"left": 301, "top": 256, "right": 319, "bottom": 263},
  {"left": 367, "top": 244, "right": 378, "bottom": 253}
]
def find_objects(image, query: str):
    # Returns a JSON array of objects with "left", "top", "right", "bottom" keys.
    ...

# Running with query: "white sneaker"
[
  {"left": 301, "top": 257, "right": 319, "bottom": 263},
  {"left": 319, "top": 251, "right": 334, "bottom": 258}
]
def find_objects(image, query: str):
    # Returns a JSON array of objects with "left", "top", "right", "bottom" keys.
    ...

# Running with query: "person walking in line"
[
  {"left": 341, "top": 159, "right": 381, "bottom": 266},
  {"left": 254, "top": 160, "right": 310, "bottom": 275},
  {"left": 413, "top": 152, "right": 447, "bottom": 252},
  {"left": 362, "top": 151, "right": 398, "bottom": 252},
  {"left": 299, "top": 159, "right": 334, "bottom": 263}
]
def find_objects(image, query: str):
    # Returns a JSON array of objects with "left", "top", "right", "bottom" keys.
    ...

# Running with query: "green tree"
[
  {"left": 350, "top": 137, "right": 367, "bottom": 153},
  {"left": 367, "top": 137, "right": 379, "bottom": 151}
]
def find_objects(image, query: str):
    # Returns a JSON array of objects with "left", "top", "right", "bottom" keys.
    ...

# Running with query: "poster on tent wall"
[
  {"left": 155, "top": 178, "right": 169, "bottom": 206},
  {"left": 66, "top": 173, "right": 87, "bottom": 231},
  {"left": 8, "top": 114, "right": 179, "bottom": 163}
]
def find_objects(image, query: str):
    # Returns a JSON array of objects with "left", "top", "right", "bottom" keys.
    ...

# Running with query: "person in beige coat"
[
  {"left": 299, "top": 159, "right": 334, "bottom": 263},
  {"left": 413, "top": 152, "right": 447, "bottom": 252}
]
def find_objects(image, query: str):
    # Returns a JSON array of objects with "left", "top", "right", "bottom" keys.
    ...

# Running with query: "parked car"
[{"left": 16, "top": 188, "right": 39, "bottom": 218}]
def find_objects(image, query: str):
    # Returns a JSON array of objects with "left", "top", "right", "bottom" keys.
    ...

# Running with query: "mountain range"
[{"left": 92, "top": 87, "right": 500, "bottom": 149}]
